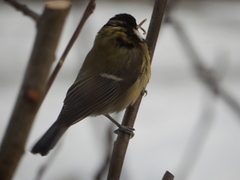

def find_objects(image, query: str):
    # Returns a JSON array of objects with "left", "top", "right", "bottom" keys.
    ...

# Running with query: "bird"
[{"left": 31, "top": 13, "right": 151, "bottom": 156}]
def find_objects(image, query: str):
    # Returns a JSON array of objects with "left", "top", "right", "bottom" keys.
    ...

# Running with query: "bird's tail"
[{"left": 31, "top": 123, "right": 68, "bottom": 156}]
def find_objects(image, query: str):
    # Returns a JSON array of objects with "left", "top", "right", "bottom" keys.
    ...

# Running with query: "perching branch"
[
  {"left": 4, "top": 0, "right": 40, "bottom": 21},
  {"left": 0, "top": 1, "right": 71, "bottom": 180},
  {"left": 107, "top": 0, "right": 168, "bottom": 180}
]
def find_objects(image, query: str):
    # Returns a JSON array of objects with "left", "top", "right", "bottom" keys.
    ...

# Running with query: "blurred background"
[{"left": 0, "top": 0, "right": 240, "bottom": 179}]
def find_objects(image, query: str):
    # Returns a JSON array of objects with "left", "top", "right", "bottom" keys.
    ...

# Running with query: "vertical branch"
[
  {"left": 107, "top": 0, "right": 168, "bottom": 180},
  {"left": 0, "top": 1, "right": 71, "bottom": 180}
]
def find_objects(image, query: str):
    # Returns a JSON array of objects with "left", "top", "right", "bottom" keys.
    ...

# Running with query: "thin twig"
[
  {"left": 46, "top": 0, "right": 96, "bottom": 94},
  {"left": 176, "top": 92, "right": 217, "bottom": 180},
  {"left": 35, "top": 140, "right": 62, "bottom": 180},
  {"left": 0, "top": 2, "right": 71, "bottom": 180},
  {"left": 163, "top": 3, "right": 240, "bottom": 179},
  {"left": 94, "top": 124, "right": 114, "bottom": 180},
  {"left": 4, "top": 0, "right": 40, "bottom": 21},
  {"left": 106, "top": 0, "right": 168, "bottom": 179}
]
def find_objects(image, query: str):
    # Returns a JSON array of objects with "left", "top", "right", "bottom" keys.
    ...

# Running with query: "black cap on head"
[{"left": 110, "top": 13, "right": 137, "bottom": 29}]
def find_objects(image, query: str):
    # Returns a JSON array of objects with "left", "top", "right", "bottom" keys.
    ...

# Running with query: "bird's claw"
[{"left": 114, "top": 125, "right": 135, "bottom": 138}]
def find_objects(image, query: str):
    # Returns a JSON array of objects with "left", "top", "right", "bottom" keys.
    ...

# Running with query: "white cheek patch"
[
  {"left": 100, "top": 73, "right": 124, "bottom": 81},
  {"left": 133, "top": 28, "right": 144, "bottom": 41}
]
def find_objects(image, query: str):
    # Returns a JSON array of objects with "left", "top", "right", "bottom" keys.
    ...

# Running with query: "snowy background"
[{"left": 0, "top": 0, "right": 240, "bottom": 180}]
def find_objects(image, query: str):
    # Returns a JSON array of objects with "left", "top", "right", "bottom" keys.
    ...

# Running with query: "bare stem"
[
  {"left": 106, "top": 0, "right": 168, "bottom": 180},
  {"left": 0, "top": 1, "right": 71, "bottom": 180},
  {"left": 162, "top": 171, "right": 174, "bottom": 180}
]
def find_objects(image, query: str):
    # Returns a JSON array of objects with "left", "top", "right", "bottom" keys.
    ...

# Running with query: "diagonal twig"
[
  {"left": 46, "top": 0, "right": 96, "bottom": 94},
  {"left": 94, "top": 124, "right": 114, "bottom": 180},
  {"left": 176, "top": 92, "right": 217, "bottom": 180},
  {"left": 164, "top": 3, "right": 240, "bottom": 179},
  {"left": 35, "top": 140, "right": 62, "bottom": 180},
  {"left": 167, "top": 16, "right": 240, "bottom": 120},
  {"left": 4, "top": 0, "right": 40, "bottom": 21}
]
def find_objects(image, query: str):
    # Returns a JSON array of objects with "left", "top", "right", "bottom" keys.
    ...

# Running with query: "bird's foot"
[
  {"left": 114, "top": 125, "right": 135, "bottom": 138},
  {"left": 141, "top": 89, "right": 148, "bottom": 96}
]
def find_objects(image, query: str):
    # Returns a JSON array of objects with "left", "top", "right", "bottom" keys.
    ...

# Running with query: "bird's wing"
[{"left": 56, "top": 59, "right": 144, "bottom": 126}]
